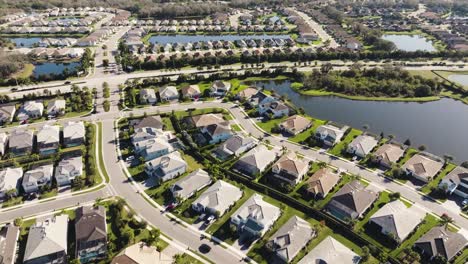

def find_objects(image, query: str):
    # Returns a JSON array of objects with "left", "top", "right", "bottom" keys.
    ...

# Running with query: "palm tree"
[{"left": 439, "top": 214, "right": 454, "bottom": 230}]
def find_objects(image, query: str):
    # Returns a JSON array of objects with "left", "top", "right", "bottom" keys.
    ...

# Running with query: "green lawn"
[
  {"left": 145, "top": 174, "right": 188, "bottom": 206},
  {"left": 421, "top": 163, "right": 456, "bottom": 194},
  {"left": 12, "top": 63, "right": 34, "bottom": 79},
  {"left": 328, "top": 129, "right": 363, "bottom": 156},
  {"left": 397, "top": 148, "right": 418, "bottom": 166},
  {"left": 174, "top": 253, "right": 204, "bottom": 264},
  {"left": 454, "top": 248, "right": 468, "bottom": 264},
  {"left": 290, "top": 118, "right": 326, "bottom": 143},
  {"left": 256, "top": 117, "right": 286, "bottom": 134},
  {"left": 38, "top": 189, "right": 58, "bottom": 200},
  {"left": 231, "top": 124, "right": 243, "bottom": 132},
  {"left": 162, "top": 117, "right": 174, "bottom": 131},
  {"left": 1, "top": 196, "right": 24, "bottom": 208},
  {"left": 182, "top": 152, "right": 203, "bottom": 171},
  {"left": 355, "top": 191, "right": 391, "bottom": 231}
]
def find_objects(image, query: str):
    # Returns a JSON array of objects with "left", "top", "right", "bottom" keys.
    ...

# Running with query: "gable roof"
[
  {"left": 298, "top": 236, "right": 361, "bottom": 264},
  {"left": 238, "top": 87, "right": 258, "bottom": 99},
  {"left": 236, "top": 145, "right": 277, "bottom": 172},
  {"left": 373, "top": 143, "right": 406, "bottom": 164},
  {"left": 181, "top": 85, "right": 201, "bottom": 97},
  {"left": 159, "top": 86, "right": 178, "bottom": 98},
  {"left": 370, "top": 200, "right": 425, "bottom": 241},
  {"left": 280, "top": 115, "right": 311, "bottom": 133},
  {"left": 112, "top": 242, "right": 172, "bottom": 264},
  {"left": 443, "top": 166, "right": 468, "bottom": 186},
  {"left": 24, "top": 215, "right": 68, "bottom": 262},
  {"left": 193, "top": 180, "right": 242, "bottom": 214},
  {"left": 55, "top": 156, "right": 82, "bottom": 177},
  {"left": 146, "top": 152, "right": 187, "bottom": 174},
  {"left": 231, "top": 194, "right": 280, "bottom": 227},
  {"left": 172, "top": 169, "right": 212, "bottom": 200},
  {"left": 134, "top": 116, "right": 164, "bottom": 130},
  {"left": 37, "top": 125, "right": 60, "bottom": 144},
  {"left": 328, "top": 180, "right": 379, "bottom": 218},
  {"left": 316, "top": 124, "right": 347, "bottom": 141},
  {"left": 9, "top": 130, "right": 34, "bottom": 149},
  {"left": 348, "top": 134, "right": 378, "bottom": 155},
  {"left": 189, "top": 113, "right": 224, "bottom": 128},
  {"left": 402, "top": 153, "right": 444, "bottom": 178},
  {"left": 272, "top": 151, "right": 308, "bottom": 176},
  {"left": 63, "top": 121, "right": 85, "bottom": 140},
  {"left": 306, "top": 168, "right": 340, "bottom": 196},
  {"left": 23, "top": 164, "right": 54, "bottom": 185},
  {"left": 415, "top": 226, "right": 468, "bottom": 261},
  {"left": 0, "top": 224, "right": 20, "bottom": 264},
  {"left": 0, "top": 167, "right": 23, "bottom": 192},
  {"left": 217, "top": 135, "right": 256, "bottom": 156},
  {"left": 268, "top": 216, "right": 314, "bottom": 262},
  {"left": 75, "top": 206, "right": 107, "bottom": 243}
]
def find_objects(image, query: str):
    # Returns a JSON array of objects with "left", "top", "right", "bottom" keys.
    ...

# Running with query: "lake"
[
  {"left": 252, "top": 80, "right": 468, "bottom": 162},
  {"left": 9, "top": 37, "right": 42, "bottom": 48},
  {"left": 33, "top": 62, "right": 81, "bottom": 78},
  {"left": 149, "top": 34, "right": 291, "bottom": 45},
  {"left": 448, "top": 74, "right": 468, "bottom": 87},
  {"left": 382, "top": 34, "right": 436, "bottom": 52}
]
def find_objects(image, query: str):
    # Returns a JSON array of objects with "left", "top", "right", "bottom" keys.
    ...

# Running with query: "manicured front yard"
[
  {"left": 174, "top": 253, "right": 204, "bottom": 264},
  {"left": 255, "top": 116, "right": 286, "bottom": 134},
  {"left": 420, "top": 163, "right": 456, "bottom": 194},
  {"left": 289, "top": 118, "right": 326, "bottom": 143},
  {"left": 328, "top": 128, "right": 363, "bottom": 156}
]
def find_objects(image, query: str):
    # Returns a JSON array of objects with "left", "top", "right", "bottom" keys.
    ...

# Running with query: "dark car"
[
  {"left": 199, "top": 244, "right": 211, "bottom": 254},
  {"left": 64, "top": 81, "right": 71, "bottom": 85}
]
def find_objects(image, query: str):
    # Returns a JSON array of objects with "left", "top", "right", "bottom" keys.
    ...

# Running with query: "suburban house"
[
  {"left": 0, "top": 224, "right": 20, "bottom": 264},
  {"left": 0, "top": 167, "right": 23, "bottom": 199},
  {"left": 0, "top": 104, "right": 16, "bottom": 124},
  {"left": 192, "top": 180, "right": 243, "bottom": 217},
  {"left": 230, "top": 194, "right": 281, "bottom": 238},
  {"left": 271, "top": 151, "right": 309, "bottom": 185},
  {"left": 63, "top": 121, "right": 86, "bottom": 147},
  {"left": 75, "top": 206, "right": 107, "bottom": 263},
  {"left": 8, "top": 130, "right": 34, "bottom": 156},
  {"left": 171, "top": 169, "right": 212, "bottom": 201},
  {"left": 46, "top": 99, "right": 66, "bottom": 116},
  {"left": 305, "top": 168, "right": 340, "bottom": 198},
  {"left": 414, "top": 226, "right": 468, "bottom": 262},
  {"left": 144, "top": 152, "right": 187, "bottom": 182},
  {"left": 236, "top": 87, "right": 258, "bottom": 100},
  {"left": 279, "top": 115, "right": 312, "bottom": 135},
  {"left": 134, "top": 137, "right": 174, "bottom": 161},
  {"left": 37, "top": 125, "right": 60, "bottom": 155},
  {"left": 326, "top": 180, "right": 379, "bottom": 221},
  {"left": 131, "top": 127, "right": 164, "bottom": 145},
  {"left": 181, "top": 84, "right": 201, "bottom": 99},
  {"left": 55, "top": 156, "right": 83, "bottom": 186},
  {"left": 368, "top": 200, "right": 425, "bottom": 243},
  {"left": 0, "top": 132, "right": 7, "bottom": 156},
  {"left": 346, "top": 134, "right": 378, "bottom": 158},
  {"left": 402, "top": 153, "right": 444, "bottom": 183},
  {"left": 159, "top": 86, "right": 179, "bottom": 101},
  {"left": 297, "top": 236, "right": 361, "bottom": 264},
  {"left": 438, "top": 166, "right": 468, "bottom": 199},
  {"left": 214, "top": 135, "right": 256, "bottom": 160},
  {"left": 23, "top": 215, "right": 68, "bottom": 264},
  {"left": 371, "top": 143, "right": 406, "bottom": 168},
  {"left": 134, "top": 116, "right": 164, "bottom": 130},
  {"left": 266, "top": 216, "right": 315, "bottom": 263},
  {"left": 111, "top": 242, "right": 172, "bottom": 264},
  {"left": 139, "top": 88, "right": 157, "bottom": 104},
  {"left": 17, "top": 101, "right": 44, "bottom": 121},
  {"left": 234, "top": 145, "right": 278, "bottom": 177},
  {"left": 22, "top": 164, "right": 54, "bottom": 194},
  {"left": 210, "top": 80, "right": 231, "bottom": 96},
  {"left": 247, "top": 91, "right": 275, "bottom": 108},
  {"left": 315, "top": 124, "right": 349, "bottom": 147},
  {"left": 187, "top": 113, "right": 225, "bottom": 128},
  {"left": 258, "top": 101, "right": 290, "bottom": 118},
  {"left": 200, "top": 122, "right": 233, "bottom": 144}
]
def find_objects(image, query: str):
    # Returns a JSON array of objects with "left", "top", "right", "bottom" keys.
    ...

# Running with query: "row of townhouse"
[
  {"left": 28, "top": 47, "right": 84, "bottom": 59},
  {"left": 0, "top": 121, "right": 85, "bottom": 157},
  {"left": 0, "top": 155, "right": 82, "bottom": 196},
  {"left": 0, "top": 206, "right": 107, "bottom": 264},
  {"left": 0, "top": 99, "right": 68, "bottom": 125},
  {"left": 76, "top": 27, "right": 116, "bottom": 47}
]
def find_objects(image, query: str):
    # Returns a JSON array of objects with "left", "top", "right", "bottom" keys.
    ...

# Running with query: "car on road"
[
  {"left": 199, "top": 244, "right": 211, "bottom": 254},
  {"left": 64, "top": 81, "right": 71, "bottom": 85}
]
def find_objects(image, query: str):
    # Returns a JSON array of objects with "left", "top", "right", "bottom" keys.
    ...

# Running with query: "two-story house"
[
  {"left": 22, "top": 164, "right": 54, "bottom": 194},
  {"left": 439, "top": 166, "right": 468, "bottom": 199},
  {"left": 37, "top": 125, "right": 60, "bottom": 155},
  {"left": 75, "top": 206, "right": 107, "bottom": 263},
  {"left": 144, "top": 152, "right": 187, "bottom": 182},
  {"left": 55, "top": 156, "right": 83, "bottom": 186},
  {"left": 271, "top": 152, "right": 309, "bottom": 185},
  {"left": 8, "top": 130, "right": 34, "bottom": 156},
  {"left": 63, "top": 121, "right": 86, "bottom": 147}
]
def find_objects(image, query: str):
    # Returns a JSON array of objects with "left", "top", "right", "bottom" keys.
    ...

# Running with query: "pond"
[
  {"left": 448, "top": 74, "right": 468, "bottom": 87},
  {"left": 251, "top": 80, "right": 468, "bottom": 162},
  {"left": 382, "top": 34, "right": 436, "bottom": 52},
  {"left": 149, "top": 34, "right": 291, "bottom": 45},
  {"left": 9, "top": 37, "right": 42, "bottom": 48},
  {"left": 33, "top": 62, "right": 81, "bottom": 78}
]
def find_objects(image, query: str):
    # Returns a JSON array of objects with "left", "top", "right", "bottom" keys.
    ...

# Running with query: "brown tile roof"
[
  {"left": 238, "top": 87, "right": 259, "bottom": 99},
  {"left": 306, "top": 168, "right": 340, "bottom": 197},
  {"left": 402, "top": 153, "right": 444, "bottom": 179},
  {"left": 280, "top": 115, "right": 312, "bottom": 134},
  {"left": 329, "top": 180, "right": 379, "bottom": 218},
  {"left": 373, "top": 143, "right": 405, "bottom": 164},
  {"left": 189, "top": 113, "right": 224, "bottom": 128},
  {"left": 272, "top": 152, "right": 308, "bottom": 176},
  {"left": 75, "top": 206, "right": 107, "bottom": 244},
  {"left": 415, "top": 226, "right": 468, "bottom": 261}
]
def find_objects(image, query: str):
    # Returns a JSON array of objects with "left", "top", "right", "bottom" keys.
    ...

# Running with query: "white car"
[{"left": 125, "top": 156, "right": 135, "bottom": 162}]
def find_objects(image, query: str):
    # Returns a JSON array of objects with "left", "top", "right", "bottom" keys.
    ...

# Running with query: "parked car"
[
  {"left": 125, "top": 156, "right": 135, "bottom": 162},
  {"left": 197, "top": 213, "right": 206, "bottom": 222},
  {"left": 199, "top": 244, "right": 211, "bottom": 254},
  {"left": 462, "top": 199, "right": 468, "bottom": 206},
  {"left": 205, "top": 215, "right": 215, "bottom": 225}
]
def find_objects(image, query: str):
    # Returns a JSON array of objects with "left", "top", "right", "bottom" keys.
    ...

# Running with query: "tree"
[
  {"left": 418, "top": 145, "right": 426, "bottom": 151},
  {"left": 122, "top": 229, "right": 134, "bottom": 246},
  {"left": 462, "top": 161, "right": 468, "bottom": 169},
  {"left": 389, "top": 192, "right": 401, "bottom": 201},
  {"left": 144, "top": 228, "right": 161, "bottom": 247},
  {"left": 14, "top": 218, "right": 23, "bottom": 227},
  {"left": 361, "top": 246, "right": 370, "bottom": 262},
  {"left": 404, "top": 139, "right": 411, "bottom": 146},
  {"left": 440, "top": 214, "right": 454, "bottom": 230},
  {"left": 103, "top": 59, "right": 109, "bottom": 67},
  {"left": 432, "top": 255, "right": 447, "bottom": 264}
]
